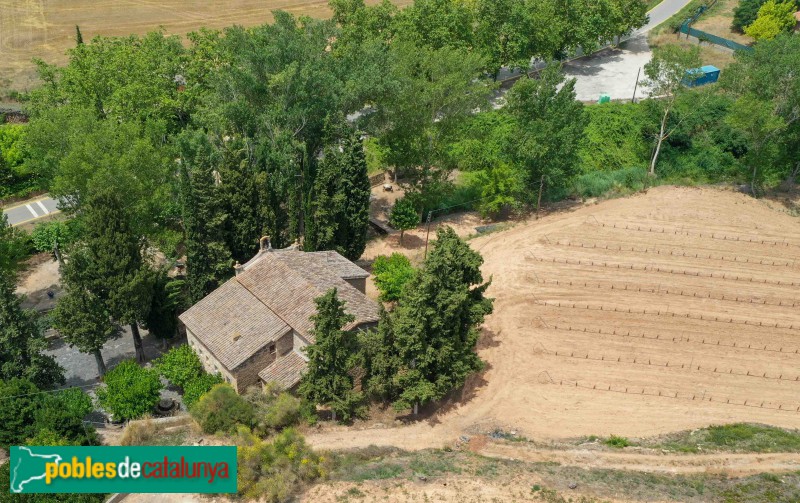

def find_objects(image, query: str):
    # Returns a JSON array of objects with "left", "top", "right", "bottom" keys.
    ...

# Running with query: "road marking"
[
  {"left": 24, "top": 204, "right": 39, "bottom": 218},
  {"left": 36, "top": 201, "right": 50, "bottom": 215}
]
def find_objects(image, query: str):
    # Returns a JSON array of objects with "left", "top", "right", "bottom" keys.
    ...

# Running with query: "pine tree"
[
  {"left": 298, "top": 288, "right": 362, "bottom": 422},
  {"left": 75, "top": 25, "right": 84, "bottom": 45},
  {"left": 178, "top": 132, "right": 233, "bottom": 304},
  {"left": 65, "top": 187, "right": 153, "bottom": 362},
  {"left": 0, "top": 273, "right": 64, "bottom": 389},
  {"left": 53, "top": 283, "right": 119, "bottom": 376},
  {"left": 389, "top": 226, "right": 493, "bottom": 413},
  {"left": 306, "top": 130, "right": 371, "bottom": 260}
]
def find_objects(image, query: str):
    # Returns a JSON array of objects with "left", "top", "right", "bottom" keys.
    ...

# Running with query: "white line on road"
[
  {"left": 36, "top": 201, "right": 50, "bottom": 215},
  {"left": 24, "top": 204, "right": 39, "bottom": 218}
]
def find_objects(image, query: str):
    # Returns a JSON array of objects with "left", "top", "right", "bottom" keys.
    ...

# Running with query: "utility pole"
[
  {"left": 632, "top": 67, "right": 641, "bottom": 103},
  {"left": 423, "top": 210, "right": 433, "bottom": 259}
]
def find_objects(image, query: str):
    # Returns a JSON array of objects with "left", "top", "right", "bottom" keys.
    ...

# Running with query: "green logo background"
[{"left": 10, "top": 446, "right": 237, "bottom": 494}]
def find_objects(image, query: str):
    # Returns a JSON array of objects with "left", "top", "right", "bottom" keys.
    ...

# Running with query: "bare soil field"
[
  {"left": 309, "top": 186, "right": 800, "bottom": 451},
  {"left": 0, "top": 0, "right": 410, "bottom": 92}
]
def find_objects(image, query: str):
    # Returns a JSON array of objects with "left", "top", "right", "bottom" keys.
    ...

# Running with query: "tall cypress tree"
[
  {"left": 298, "top": 288, "right": 363, "bottom": 422},
  {"left": 65, "top": 187, "right": 153, "bottom": 362},
  {"left": 178, "top": 132, "right": 233, "bottom": 304},
  {"left": 0, "top": 272, "right": 64, "bottom": 388},
  {"left": 306, "top": 129, "right": 371, "bottom": 260},
  {"left": 389, "top": 226, "right": 493, "bottom": 413}
]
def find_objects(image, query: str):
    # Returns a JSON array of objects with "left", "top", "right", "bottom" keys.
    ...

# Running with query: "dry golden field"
[{"left": 0, "top": 0, "right": 411, "bottom": 92}]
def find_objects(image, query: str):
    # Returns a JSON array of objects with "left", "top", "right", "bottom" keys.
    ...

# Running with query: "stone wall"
[
  {"left": 231, "top": 330, "right": 294, "bottom": 393},
  {"left": 186, "top": 329, "right": 237, "bottom": 387}
]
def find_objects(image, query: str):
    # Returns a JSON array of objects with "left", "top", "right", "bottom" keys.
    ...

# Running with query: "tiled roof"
[
  {"left": 179, "top": 248, "right": 378, "bottom": 370},
  {"left": 236, "top": 251, "right": 378, "bottom": 343},
  {"left": 259, "top": 350, "right": 308, "bottom": 389},
  {"left": 178, "top": 280, "right": 290, "bottom": 370}
]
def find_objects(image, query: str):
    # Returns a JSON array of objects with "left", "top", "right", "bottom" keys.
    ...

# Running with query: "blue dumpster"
[{"left": 683, "top": 65, "right": 720, "bottom": 87}]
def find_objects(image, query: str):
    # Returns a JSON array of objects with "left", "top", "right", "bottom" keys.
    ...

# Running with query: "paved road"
[
  {"left": 636, "top": 0, "right": 695, "bottom": 34},
  {"left": 562, "top": 0, "right": 695, "bottom": 102},
  {"left": 2, "top": 196, "right": 60, "bottom": 226}
]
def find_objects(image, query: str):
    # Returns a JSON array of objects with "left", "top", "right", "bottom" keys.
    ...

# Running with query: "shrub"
[
  {"left": 571, "top": 167, "right": 649, "bottom": 199},
  {"left": 605, "top": 435, "right": 631, "bottom": 448},
  {"left": 580, "top": 102, "right": 649, "bottom": 173},
  {"left": 27, "top": 429, "right": 75, "bottom": 446},
  {"left": 30, "top": 220, "right": 76, "bottom": 256},
  {"left": 190, "top": 383, "right": 254, "bottom": 434},
  {"left": 96, "top": 360, "right": 163, "bottom": 421},
  {"left": 244, "top": 385, "right": 303, "bottom": 433},
  {"left": 155, "top": 344, "right": 203, "bottom": 389},
  {"left": 372, "top": 253, "right": 415, "bottom": 302},
  {"left": 183, "top": 372, "right": 224, "bottom": 408},
  {"left": 236, "top": 426, "right": 326, "bottom": 502},
  {"left": 0, "top": 379, "right": 98, "bottom": 448}
]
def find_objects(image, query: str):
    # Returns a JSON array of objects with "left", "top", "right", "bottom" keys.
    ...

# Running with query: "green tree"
[
  {"left": 52, "top": 285, "right": 119, "bottom": 376},
  {"left": 744, "top": 0, "right": 797, "bottom": 39},
  {"left": 298, "top": 288, "right": 362, "bottom": 422},
  {"left": 371, "top": 253, "right": 415, "bottom": 302},
  {"left": 359, "top": 304, "right": 400, "bottom": 401},
  {"left": 95, "top": 360, "right": 162, "bottom": 421},
  {"left": 177, "top": 131, "right": 233, "bottom": 304},
  {"left": 190, "top": 383, "right": 254, "bottom": 433},
  {"left": 732, "top": 0, "right": 768, "bottom": 31},
  {"left": 0, "top": 273, "right": 64, "bottom": 388},
  {"left": 154, "top": 344, "right": 203, "bottom": 389},
  {"left": 723, "top": 34, "right": 800, "bottom": 186},
  {"left": 64, "top": 187, "right": 154, "bottom": 362},
  {"left": 389, "top": 227, "right": 493, "bottom": 413},
  {"left": 143, "top": 271, "right": 185, "bottom": 345},
  {"left": 506, "top": 64, "right": 588, "bottom": 198},
  {"left": 726, "top": 95, "right": 787, "bottom": 195},
  {"left": 373, "top": 40, "right": 491, "bottom": 196},
  {"left": 0, "top": 214, "right": 30, "bottom": 277},
  {"left": 643, "top": 45, "right": 702, "bottom": 176},
  {"left": 388, "top": 198, "right": 419, "bottom": 244},
  {"left": 305, "top": 127, "right": 371, "bottom": 261}
]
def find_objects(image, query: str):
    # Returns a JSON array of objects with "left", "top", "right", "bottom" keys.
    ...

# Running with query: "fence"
[{"left": 679, "top": 1, "right": 753, "bottom": 52}]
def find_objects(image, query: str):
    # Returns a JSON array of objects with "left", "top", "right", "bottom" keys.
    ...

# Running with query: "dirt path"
[{"left": 306, "top": 427, "right": 800, "bottom": 476}]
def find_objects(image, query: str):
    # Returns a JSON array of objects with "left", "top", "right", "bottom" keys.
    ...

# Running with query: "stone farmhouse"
[{"left": 179, "top": 237, "right": 379, "bottom": 393}]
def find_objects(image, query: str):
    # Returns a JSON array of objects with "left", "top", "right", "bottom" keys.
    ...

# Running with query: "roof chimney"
[
  {"left": 233, "top": 261, "right": 243, "bottom": 276},
  {"left": 260, "top": 236, "right": 272, "bottom": 252}
]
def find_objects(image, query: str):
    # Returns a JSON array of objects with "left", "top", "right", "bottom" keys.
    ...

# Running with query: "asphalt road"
[{"left": 2, "top": 196, "right": 59, "bottom": 226}]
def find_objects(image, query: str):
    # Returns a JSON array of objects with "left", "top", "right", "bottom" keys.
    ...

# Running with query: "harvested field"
[
  {"left": 0, "top": 0, "right": 410, "bottom": 92},
  {"left": 309, "top": 186, "right": 800, "bottom": 451}
]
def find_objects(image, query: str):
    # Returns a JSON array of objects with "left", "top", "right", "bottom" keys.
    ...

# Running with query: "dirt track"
[
  {"left": 309, "top": 186, "right": 800, "bottom": 464},
  {"left": 0, "top": 0, "right": 411, "bottom": 91}
]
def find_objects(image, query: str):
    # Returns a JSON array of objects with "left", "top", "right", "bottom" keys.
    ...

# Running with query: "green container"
[{"left": 598, "top": 94, "right": 611, "bottom": 104}]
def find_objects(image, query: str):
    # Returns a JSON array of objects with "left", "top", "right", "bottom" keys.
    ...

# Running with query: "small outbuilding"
[{"left": 683, "top": 65, "right": 721, "bottom": 87}]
